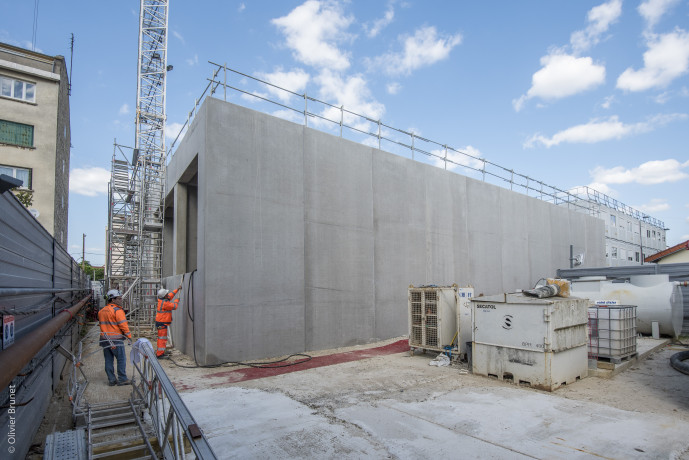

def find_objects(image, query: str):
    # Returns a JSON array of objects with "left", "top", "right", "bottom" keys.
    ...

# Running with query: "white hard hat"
[
  {"left": 106, "top": 289, "right": 122, "bottom": 301},
  {"left": 157, "top": 288, "right": 169, "bottom": 299}
]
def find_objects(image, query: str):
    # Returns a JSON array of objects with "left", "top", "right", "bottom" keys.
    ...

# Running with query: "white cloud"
[
  {"left": 369, "top": 26, "right": 462, "bottom": 76},
  {"left": 256, "top": 68, "right": 310, "bottom": 103},
  {"left": 386, "top": 82, "right": 402, "bottom": 94},
  {"left": 365, "top": 1, "right": 395, "bottom": 38},
  {"left": 119, "top": 103, "right": 129, "bottom": 115},
  {"left": 524, "top": 113, "right": 687, "bottom": 148},
  {"left": 617, "top": 29, "right": 689, "bottom": 91},
  {"left": 636, "top": 198, "right": 671, "bottom": 213},
  {"left": 240, "top": 91, "right": 267, "bottom": 103},
  {"left": 570, "top": 0, "right": 622, "bottom": 54},
  {"left": 238, "top": 3, "right": 246, "bottom": 13},
  {"left": 166, "top": 122, "right": 187, "bottom": 144},
  {"left": 590, "top": 159, "right": 689, "bottom": 185},
  {"left": 172, "top": 30, "right": 185, "bottom": 45},
  {"left": 186, "top": 54, "right": 199, "bottom": 66},
  {"left": 638, "top": 0, "right": 680, "bottom": 30},
  {"left": 70, "top": 167, "right": 111, "bottom": 197},
  {"left": 513, "top": 54, "right": 605, "bottom": 111},
  {"left": 430, "top": 145, "right": 485, "bottom": 172},
  {"left": 314, "top": 69, "right": 385, "bottom": 132},
  {"left": 601, "top": 95, "right": 615, "bottom": 109},
  {"left": 584, "top": 182, "right": 619, "bottom": 197},
  {"left": 272, "top": 0, "right": 353, "bottom": 71}
]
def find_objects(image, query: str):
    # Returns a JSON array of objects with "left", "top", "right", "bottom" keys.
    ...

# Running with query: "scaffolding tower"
[{"left": 107, "top": 0, "right": 169, "bottom": 330}]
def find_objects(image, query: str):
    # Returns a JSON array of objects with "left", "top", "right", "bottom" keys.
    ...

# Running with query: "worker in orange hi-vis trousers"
[{"left": 155, "top": 283, "right": 182, "bottom": 358}]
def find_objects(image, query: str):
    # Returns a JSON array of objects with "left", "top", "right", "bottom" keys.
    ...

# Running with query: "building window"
[
  {"left": 0, "top": 164, "right": 31, "bottom": 188},
  {"left": 635, "top": 252, "right": 640, "bottom": 262},
  {"left": 0, "top": 76, "right": 36, "bottom": 103},
  {"left": 647, "top": 230, "right": 651, "bottom": 238},
  {"left": 610, "top": 215, "right": 616, "bottom": 226},
  {"left": 0, "top": 120, "right": 34, "bottom": 147},
  {"left": 611, "top": 247, "right": 618, "bottom": 259}
]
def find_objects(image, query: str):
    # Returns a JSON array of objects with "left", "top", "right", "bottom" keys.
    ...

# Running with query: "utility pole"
[{"left": 82, "top": 233, "right": 86, "bottom": 271}]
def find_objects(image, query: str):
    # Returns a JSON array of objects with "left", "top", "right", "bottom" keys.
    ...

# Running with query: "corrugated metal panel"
[
  {"left": 0, "top": 191, "right": 88, "bottom": 458},
  {"left": 557, "top": 263, "right": 689, "bottom": 335}
]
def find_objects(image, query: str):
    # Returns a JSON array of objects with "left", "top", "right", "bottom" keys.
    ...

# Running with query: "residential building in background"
[
  {"left": 645, "top": 240, "right": 689, "bottom": 264},
  {"left": 563, "top": 187, "right": 666, "bottom": 267},
  {"left": 0, "top": 42, "right": 71, "bottom": 247}
]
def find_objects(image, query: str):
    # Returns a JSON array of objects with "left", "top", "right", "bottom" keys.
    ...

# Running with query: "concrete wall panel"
[
  {"left": 304, "top": 130, "right": 375, "bottom": 350},
  {"left": 166, "top": 99, "right": 606, "bottom": 363}
]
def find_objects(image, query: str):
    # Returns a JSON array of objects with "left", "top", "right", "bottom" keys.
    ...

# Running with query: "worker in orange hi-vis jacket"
[
  {"left": 155, "top": 283, "right": 182, "bottom": 358},
  {"left": 99, "top": 289, "right": 132, "bottom": 386}
]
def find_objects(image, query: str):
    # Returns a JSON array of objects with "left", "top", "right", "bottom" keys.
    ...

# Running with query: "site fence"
[{"left": 167, "top": 62, "right": 664, "bottom": 230}]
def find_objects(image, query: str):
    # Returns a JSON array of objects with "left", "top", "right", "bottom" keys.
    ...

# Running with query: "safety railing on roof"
[{"left": 166, "top": 62, "right": 665, "bottom": 230}]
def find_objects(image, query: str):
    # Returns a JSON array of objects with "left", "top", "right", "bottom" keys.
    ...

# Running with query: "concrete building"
[
  {"left": 0, "top": 42, "right": 71, "bottom": 246},
  {"left": 560, "top": 187, "right": 666, "bottom": 267},
  {"left": 162, "top": 98, "right": 605, "bottom": 364},
  {"left": 645, "top": 240, "right": 689, "bottom": 264}
]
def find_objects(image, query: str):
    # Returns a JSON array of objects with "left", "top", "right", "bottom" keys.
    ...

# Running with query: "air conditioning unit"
[{"left": 408, "top": 285, "right": 458, "bottom": 355}]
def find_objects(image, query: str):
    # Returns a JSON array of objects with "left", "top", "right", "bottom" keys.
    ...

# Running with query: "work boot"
[
  {"left": 108, "top": 381, "right": 117, "bottom": 387},
  {"left": 117, "top": 379, "right": 131, "bottom": 386}
]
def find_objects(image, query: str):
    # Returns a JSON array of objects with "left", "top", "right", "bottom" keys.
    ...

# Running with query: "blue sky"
[{"left": 2, "top": 0, "right": 688, "bottom": 266}]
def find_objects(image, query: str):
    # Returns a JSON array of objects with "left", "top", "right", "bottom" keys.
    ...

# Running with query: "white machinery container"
[
  {"left": 409, "top": 285, "right": 458, "bottom": 354},
  {"left": 570, "top": 274, "right": 683, "bottom": 337},
  {"left": 456, "top": 286, "right": 475, "bottom": 359},
  {"left": 472, "top": 293, "right": 589, "bottom": 391},
  {"left": 588, "top": 305, "right": 637, "bottom": 362}
]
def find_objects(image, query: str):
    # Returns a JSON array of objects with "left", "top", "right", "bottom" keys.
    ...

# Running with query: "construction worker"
[
  {"left": 99, "top": 289, "right": 132, "bottom": 386},
  {"left": 155, "top": 283, "right": 182, "bottom": 358}
]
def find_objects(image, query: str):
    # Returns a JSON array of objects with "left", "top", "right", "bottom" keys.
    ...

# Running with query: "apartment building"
[{"left": 0, "top": 42, "right": 70, "bottom": 246}]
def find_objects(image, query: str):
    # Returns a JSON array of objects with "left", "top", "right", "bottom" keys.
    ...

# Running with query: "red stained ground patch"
[{"left": 201, "top": 339, "right": 410, "bottom": 385}]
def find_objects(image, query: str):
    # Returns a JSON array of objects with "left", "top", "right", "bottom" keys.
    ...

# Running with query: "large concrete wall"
[{"left": 165, "top": 98, "right": 605, "bottom": 364}]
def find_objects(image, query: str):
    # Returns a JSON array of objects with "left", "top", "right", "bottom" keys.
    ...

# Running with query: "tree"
[{"left": 81, "top": 260, "right": 105, "bottom": 281}]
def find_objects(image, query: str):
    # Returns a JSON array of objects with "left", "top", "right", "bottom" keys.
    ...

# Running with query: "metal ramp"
[
  {"left": 82, "top": 399, "right": 157, "bottom": 459},
  {"left": 46, "top": 337, "right": 217, "bottom": 459}
]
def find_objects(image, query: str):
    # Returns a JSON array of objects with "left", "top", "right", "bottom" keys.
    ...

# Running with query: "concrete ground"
[
  {"left": 158, "top": 337, "right": 689, "bottom": 459},
  {"left": 33, "top": 332, "right": 689, "bottom": 459}
]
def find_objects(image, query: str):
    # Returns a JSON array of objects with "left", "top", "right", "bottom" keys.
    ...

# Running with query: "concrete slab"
[
  {"left": 589, "top": 337, "right": 670, "bottom": 378},
  {"left": 169, "top": 338, "right": 689, "bottom": 459}
]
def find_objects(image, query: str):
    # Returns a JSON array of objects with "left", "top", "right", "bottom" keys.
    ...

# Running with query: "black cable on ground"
[
  {"left": 167, "top": 353, "right": 312, "bottom": 369},
  {"left": 670, "top": 350, "right": 689, "bottom": 376},
  {"left": 178, "top": 268, "right": 312, "bottom": 369}
]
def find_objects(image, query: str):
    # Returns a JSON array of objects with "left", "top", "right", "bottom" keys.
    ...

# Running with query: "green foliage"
[
  {"left": 81, "top": 260, "right": 105, "bottom": 281},
  {"left": 12, "top": 188, "right": 33, "bottom": 208}
]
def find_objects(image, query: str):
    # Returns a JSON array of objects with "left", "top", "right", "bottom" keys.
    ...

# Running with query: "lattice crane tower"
[
  {"left": 134, "top": 0, "right": 169, "bottom": 325},
  {"left": 106, "top": 0, "right": 169, "bottom": 329}
]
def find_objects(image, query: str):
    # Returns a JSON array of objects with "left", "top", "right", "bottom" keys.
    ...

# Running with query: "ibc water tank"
[{"left": 570, "top": 274, "right": 683, "bottom": 337}]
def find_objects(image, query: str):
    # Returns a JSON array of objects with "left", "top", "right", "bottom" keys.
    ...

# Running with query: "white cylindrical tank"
[{"left": 570, "top": 274, "right": 683, "bottom": 337}]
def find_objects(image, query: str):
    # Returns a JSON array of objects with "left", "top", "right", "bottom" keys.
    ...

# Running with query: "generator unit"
[{"left": 408, "top": 285, "right": 458, "bottom": 355}]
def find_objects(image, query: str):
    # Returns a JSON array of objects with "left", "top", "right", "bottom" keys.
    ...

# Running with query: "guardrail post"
[
  {"left": 304, "top": 92, "right": 308, "bottom": 127},
  {"left": 377, "top": 120, "right": 381, "bottom": 149},
  {"left": 411, "top": 132, "right": 415, "bottom": 161}
]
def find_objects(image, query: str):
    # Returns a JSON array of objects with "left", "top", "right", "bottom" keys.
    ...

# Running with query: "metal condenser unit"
[{"left": 408, "top": 285, "right": 458, "bottom": 354}]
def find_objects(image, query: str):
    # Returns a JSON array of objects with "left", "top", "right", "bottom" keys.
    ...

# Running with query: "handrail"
[
  {"left": 166, "top": 62, "right": 665, "bottom": 231},
  {"left": 130, "top": 340, "right": 218, "bottom": 459}
]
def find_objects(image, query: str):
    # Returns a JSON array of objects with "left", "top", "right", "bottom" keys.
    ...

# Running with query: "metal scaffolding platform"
[{"left": 107, "top": 0, "right": 168, "bottom": 330}]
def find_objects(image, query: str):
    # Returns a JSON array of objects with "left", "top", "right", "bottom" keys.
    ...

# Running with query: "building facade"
[
  {"left": 162, "top": 98, "right": 606, "bottom": 364},
  {"left": 0, "top": 42, "right": 71, "bottom": 246},
  {"left": 563, "top": 187, "right": 666, "bottom": 267}
]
